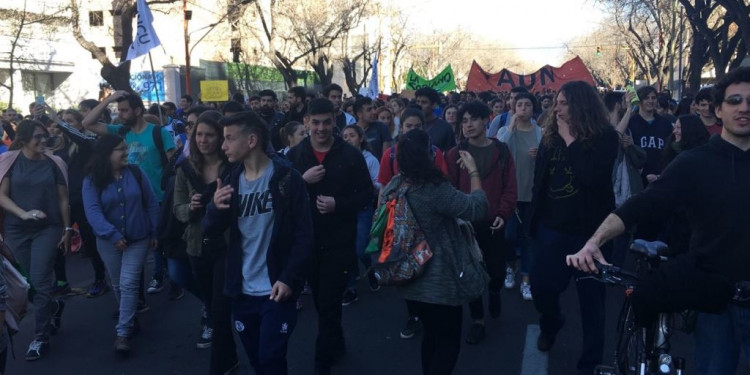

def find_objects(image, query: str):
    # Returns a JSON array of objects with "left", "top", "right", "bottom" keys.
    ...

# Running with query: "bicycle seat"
[{"left": 629, "top": 239, "right": 670, "bottom": 259}]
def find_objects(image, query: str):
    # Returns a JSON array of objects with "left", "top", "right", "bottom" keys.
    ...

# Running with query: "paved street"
[{"left": 6, "top": 253, "right": 749, "bottom": 375}]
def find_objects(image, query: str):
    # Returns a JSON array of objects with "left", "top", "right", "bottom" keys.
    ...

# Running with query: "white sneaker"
[
  {"left": 504, "top": 267, "right": 516, "bottom": 289},
  {"left": 520, "top": 281, "right": 533, "bottom": 301}
]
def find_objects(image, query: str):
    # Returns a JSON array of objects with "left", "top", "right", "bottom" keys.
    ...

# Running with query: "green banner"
[{"left": 405, "top": 65, "right": 456, "bottom": 92}]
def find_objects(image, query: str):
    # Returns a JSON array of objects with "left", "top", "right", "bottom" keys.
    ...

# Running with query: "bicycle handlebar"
[{"left": 582, "top": 261, "right": 639, "bottom": 287}]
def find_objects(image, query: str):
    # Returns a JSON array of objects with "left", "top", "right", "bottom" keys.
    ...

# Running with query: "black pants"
[
  {"left": 468, "top": 221, "right": 506, "bottom": 320},
  {"left": 189, "top": 251, "right": 237, "bottom": 375},
  {"left": 408, "top": 300, "right": 463, "bottom": 375},
  {"left": 530, "top": 224, "right": 606, "bottom": 371},
  {"left": 309, "top": 247, "right": 353, "bottom": 368}
]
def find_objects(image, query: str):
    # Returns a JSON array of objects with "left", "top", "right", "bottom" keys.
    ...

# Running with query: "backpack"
[
  {"left": 117, "top": 124, "right": 175, "bottom": 190},
  {"left": 0, "top": 236, "right": 32, "bottom": 335},
  {"left": 368, "top": 181, "right": 433, "bottom": 286},
  {"left": 453, "top": 219, "right": 490, "bottom": 300}
]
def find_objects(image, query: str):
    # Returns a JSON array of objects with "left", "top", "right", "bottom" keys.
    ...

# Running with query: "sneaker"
[
  {"left": 504, "top": 267, "right": 516, "bottom": 289},
  {"left": 196, "top": 326, "right": 213, "bottom": 349},
  {"left": 147, "top": 278, "right": 165, "bottom": 294},
  {"left": 465, "top": 322, "right": 486, "bottom": 345},
  {"left": 87, "top": 279, "right": 109, "bottom": 298},
  {"left": 520, "top": 281, "right": 533, "bottom": 301},
  {"left": 49, "top": 299, "right": 65, "bottom": 335},
  {"left": 136, "top": 300, "right": 150, "bottom": 313},
  {"left": 114, "top": 336, "right": 130, "bottom": 353},
  {"left": 489, "top": 291, "right": 502, "bottom": 319},
  {"left": 169, "top": 282, "right": 184, "bottom": 300},
  {"left": 368, "top": 270, "right": 380, "bottom": 292},
  {"left": 341, "top": 290, "right": 358, "bottom": 306},
  {"left": 52, "top": 281, "right": 71, "bottom": 296},
  {"left": 25, "top": 338, "right": 49, "bottom": 361},
  {"left": 399, "top": 317, "right": 423, "bottom": 339}
]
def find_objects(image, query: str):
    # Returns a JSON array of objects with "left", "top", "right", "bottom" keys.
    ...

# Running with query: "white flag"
[
  {"left": 366, "top": 56, "right": 379, "bottom": 99},
  {"left": 123, "top": 0, "right": 161, "bottom": 62}
]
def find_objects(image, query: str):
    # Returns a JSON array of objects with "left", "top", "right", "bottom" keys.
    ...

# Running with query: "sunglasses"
[{"left": 724, "top": 95, "right": 750, "bottom": 106}]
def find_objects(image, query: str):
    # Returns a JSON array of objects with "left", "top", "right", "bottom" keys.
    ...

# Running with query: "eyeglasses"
[
  {"left": 724, "top": 95, "right": 750, "bottom": 106},
  {"left": 32, "top": 134, "right": 49, "bottom": 141}
]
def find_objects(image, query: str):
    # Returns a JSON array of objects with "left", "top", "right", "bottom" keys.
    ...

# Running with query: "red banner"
[{"left": 466, "top": 56, "right": 596, "bottom": 93}]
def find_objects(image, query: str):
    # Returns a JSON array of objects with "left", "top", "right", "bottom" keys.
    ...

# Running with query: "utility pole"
[{"left": 183, "top": 0, "right": 192, "bottom": 95}]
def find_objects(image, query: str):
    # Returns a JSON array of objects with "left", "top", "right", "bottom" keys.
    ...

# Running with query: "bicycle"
[{"left": 584, "top": 239, "right": 687, "bottom": 375}]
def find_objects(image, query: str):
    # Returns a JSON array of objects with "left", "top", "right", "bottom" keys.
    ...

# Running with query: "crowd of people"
[{"left": 0, "top": 66, "right": 748, "bottom": 375}]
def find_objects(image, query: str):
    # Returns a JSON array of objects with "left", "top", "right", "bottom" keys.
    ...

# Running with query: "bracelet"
[
  {"left": 468, "top": 171, "right": 480, "bottom": 178},
  {"left": 64, "top": 227, "right": 74, "bottom": 232}
]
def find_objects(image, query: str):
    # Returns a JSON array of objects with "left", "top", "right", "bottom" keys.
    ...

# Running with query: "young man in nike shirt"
[{"left": 202, "top": 111, "right": 313, "bottom": 375}]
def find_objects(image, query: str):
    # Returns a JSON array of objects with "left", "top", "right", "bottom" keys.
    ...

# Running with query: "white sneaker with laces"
[
  {"left": 520, "top": 281, "right": 533, "bottom": 301},
  {"left": 504, "top": 267, "right": 516, "bottom": 289}
]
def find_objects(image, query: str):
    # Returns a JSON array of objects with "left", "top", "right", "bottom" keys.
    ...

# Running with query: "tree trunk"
[{"left": 686, "top": 33, "right": 709, "bottom": 95}]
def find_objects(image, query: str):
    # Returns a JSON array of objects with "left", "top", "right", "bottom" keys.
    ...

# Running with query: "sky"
[{"left": 397, "top": 0, "right": 606, "bottom": 69}]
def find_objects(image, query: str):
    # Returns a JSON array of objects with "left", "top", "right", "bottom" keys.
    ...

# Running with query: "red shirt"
[
  {"left": 705, "top": 123, "right": 722, "bottom": 136},
  {"left": 377, "top": 145, "right": 449, "bottom": 186},
  {"left": 313, "top": 149, "right": 328, "bottom": 164}
]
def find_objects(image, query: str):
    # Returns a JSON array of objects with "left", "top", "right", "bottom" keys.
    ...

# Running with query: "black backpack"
[{"left": 117, "top": 124, "right": 176, "bottom": 190}]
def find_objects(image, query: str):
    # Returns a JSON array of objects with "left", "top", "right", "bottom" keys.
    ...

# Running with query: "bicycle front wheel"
[{"left": 615, "top": 299, "right": 647, "bottom": 375}]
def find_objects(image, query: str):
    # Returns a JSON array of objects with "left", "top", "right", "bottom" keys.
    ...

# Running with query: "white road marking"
[{"left": 521, "top": 324, "right": 548, "bottom": 375}]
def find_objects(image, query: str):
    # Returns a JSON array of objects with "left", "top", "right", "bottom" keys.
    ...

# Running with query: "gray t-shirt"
[
  {"left": 238, "top": 163, "right": 275, "bottom": 296},
  {"left": 511, "top": 129, "right": 538, "bottom": 202},
  {"left": 5, "top": 154, "right": 65, "bottom": 229}
]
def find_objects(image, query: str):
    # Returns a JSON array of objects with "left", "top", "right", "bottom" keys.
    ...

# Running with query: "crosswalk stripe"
[{"left": 521, "top": 324, "right": 548, "bottom": 375}]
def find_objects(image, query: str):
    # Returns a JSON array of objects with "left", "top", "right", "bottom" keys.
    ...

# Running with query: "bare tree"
[
  {"left": 598, "top": 0, "right": 685, "bottom": 89},
  {"left": 247, "top": 0, "right": 367, "bottom": 89},
  {"left": 339, "top": 33, "right": 378, "bottom": 96},
  {"left": 0, "top": 1, "right": 69, "bottom": 109},
  {"left": 565, "top": 21, "right": 633, "bottom": 88},
  {"left": 679, "top": 0, "right": 747, "bottom": 83}
]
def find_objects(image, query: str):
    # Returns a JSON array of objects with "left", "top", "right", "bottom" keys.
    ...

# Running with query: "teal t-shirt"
[{"left": 106, "top": 123, "right": 176, "bottom": 202}]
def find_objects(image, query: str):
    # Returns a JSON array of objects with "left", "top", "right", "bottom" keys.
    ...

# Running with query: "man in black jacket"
[
  {"left": 568, "top": 67, "right": 750, "bottom": 375},
  {"left": 286, "top": 98, "right": 374, "bottom": 375}
]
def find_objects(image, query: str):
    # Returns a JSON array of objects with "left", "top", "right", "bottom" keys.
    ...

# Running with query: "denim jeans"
[
  {"left": 530, "top": 224, "right": 607, "bottom": 371},
  {"left": 347, "top": 207, "right": 374, "bottom": 291},
  {"left": 694, "top": 304, "right": 750, "bottom": 375},
  {"left": 167, "top": 256, "right": 198, "bottom": 297},
  {"left": 97, "top": 238, "right": 149, "bottom": 337},
  {"left": 4, "top": 225, "right": 60, "bottom": 339},
  {"left": 505, "top": 202, "right": 533, "bottom": 275}
]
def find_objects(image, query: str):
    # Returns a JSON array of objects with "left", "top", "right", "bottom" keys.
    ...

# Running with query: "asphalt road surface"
[{"left": 7, "top": 252, "right": 750, "bottom": 375}]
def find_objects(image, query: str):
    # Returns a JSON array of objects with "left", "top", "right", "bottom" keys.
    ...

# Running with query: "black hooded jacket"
[{"left": 615, "top": 135, "right": 750, "bottom": 283}]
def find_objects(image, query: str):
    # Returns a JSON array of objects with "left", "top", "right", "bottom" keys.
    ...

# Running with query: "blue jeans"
[
  {"left": 695, "top": 304, "right": 750, "bottom": 375},
  {"left": 505, "top": 201, "right": 532, "bottom": 275},
  {"left": 347, "top": 207, "right": 374, "bottom": 291},
  {"left": 233, "top": 295, "right": 297, "bottom": 375},
  {"left": 167, "top": 256, "right": 198, "bottom": 297},
  {"left": 97, "top": 238, "right": 149, "bottom": 337}
]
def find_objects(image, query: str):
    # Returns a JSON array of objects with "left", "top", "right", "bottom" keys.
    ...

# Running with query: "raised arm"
[{"left": 83, "top": 90, "right": 128, "bottom": 135}]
